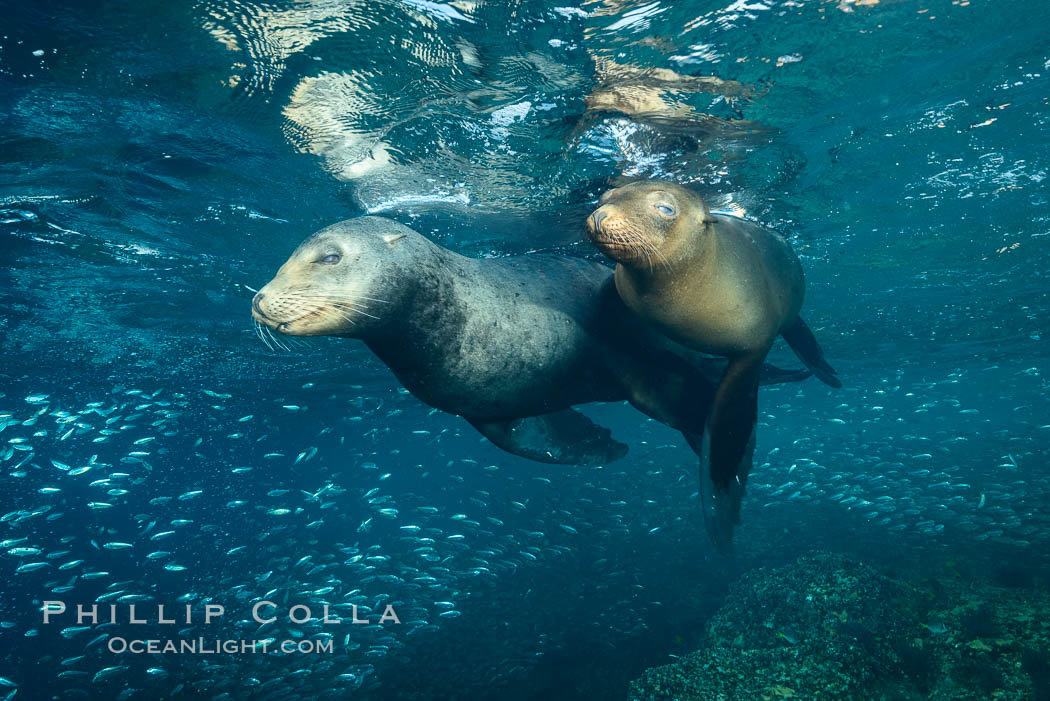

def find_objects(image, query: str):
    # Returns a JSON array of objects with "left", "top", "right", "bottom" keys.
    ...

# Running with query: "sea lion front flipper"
[
  {"left": 781, "top": 317, "right": 842, "bottom": 388},
  {"left": 468, "top": 409, "right": 629, "bottom": 466},
  {"left": 697, "top": 355, "right": 762, "bottom": 552}
]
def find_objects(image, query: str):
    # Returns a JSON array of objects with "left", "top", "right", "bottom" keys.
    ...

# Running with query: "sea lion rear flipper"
[
  {"left": 758, "top": 364, "right": 811, "bottom": 385},
  {"left": 687, "top": 429, "right": 754, "bottom": 555},
  {"left": 694, "top": 357, "right": 762, "bottom": 553},
  {"left": 468, "top": 409, "right": 629, "bottom": 466},
  {"left": 781, "top": 317, "right": 842, "bottom": 388}
]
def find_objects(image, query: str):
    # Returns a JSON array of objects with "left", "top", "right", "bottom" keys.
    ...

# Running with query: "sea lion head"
[
  {"left": 586, "top": 181, "right": 715, "bottom": 268},
  {"left": 251, "top": 216, "right": 413, "bottom": 337}
]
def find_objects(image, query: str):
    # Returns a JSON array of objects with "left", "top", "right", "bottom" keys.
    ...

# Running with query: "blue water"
[{"left": 1, "top": 0, "right": 1048, "bottom": 698}]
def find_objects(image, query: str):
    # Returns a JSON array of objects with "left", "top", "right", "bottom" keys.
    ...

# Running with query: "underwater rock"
[{"left": 629, "top": 552, "right": 1050, "bottom": 700}]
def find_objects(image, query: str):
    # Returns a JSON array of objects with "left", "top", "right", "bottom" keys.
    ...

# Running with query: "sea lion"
[
  {"left": 587, "top": 181, "right": 841, "bottom": 551},
  {"left": 251, "top": 216, "right": 810, "bottom": 471}
]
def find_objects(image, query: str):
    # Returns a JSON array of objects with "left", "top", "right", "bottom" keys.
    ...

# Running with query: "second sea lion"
[{"left": 587, "top": 181, "right": 841, "bottom": 550}]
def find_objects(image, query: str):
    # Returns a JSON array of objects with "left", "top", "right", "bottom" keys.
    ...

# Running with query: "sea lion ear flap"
[
  {"left": 701, "top": 209, "right": 718, "bottom": 225},
  {"left": 383, "top": 232, "right": 407, "bottom": 245}
]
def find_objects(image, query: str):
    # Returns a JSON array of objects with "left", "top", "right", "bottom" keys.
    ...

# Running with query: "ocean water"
[{"left": 1, "top": 0, "right": 1048, "bottom": 699}]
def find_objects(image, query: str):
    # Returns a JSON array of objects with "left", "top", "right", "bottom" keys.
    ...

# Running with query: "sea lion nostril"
[
  {"left": 252, "top": 292, "right": 266, "bottom": 317},
  {"left": 592, "top": 211, "right": 607, "bottom": 231}
]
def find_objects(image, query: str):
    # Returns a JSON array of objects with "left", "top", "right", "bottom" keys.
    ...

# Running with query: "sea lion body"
[
  {"left": 613, "top": 212, "right": 804, "bottom": 357},
  {"left": 361, "top": 248, "right": 625, "bottom": 420},
  {"left": 252, "top": 216, "right": 809, "bottom": 467},
  {"left": 588, "top": 181, "right": 840, "bottom": 550}
]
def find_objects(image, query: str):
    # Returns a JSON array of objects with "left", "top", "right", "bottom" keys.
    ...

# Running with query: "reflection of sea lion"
[
  {"left": 585, "top": 57, "right": 755, "bottom": 118},
  {"left": 587, "top": 181, "right": 841, "bottom": 551},
  {"left": 252, "top": 216, "right": 810, "bottom": 468},
  {"left": 581, "top": 56, "right": 766, "bottom": 135}
]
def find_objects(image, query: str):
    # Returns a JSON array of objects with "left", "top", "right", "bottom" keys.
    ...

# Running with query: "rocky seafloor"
[{"left": 628, "top": 552, "right": 1050, "bottom": 701}]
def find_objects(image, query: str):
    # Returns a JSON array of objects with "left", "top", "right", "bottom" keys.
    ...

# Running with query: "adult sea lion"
[
  {"left": 587, "top": 181, "right": 841, "bottom": 551},
  {"left": 251, "top": 216, "right": 809, "bottom": 473}
]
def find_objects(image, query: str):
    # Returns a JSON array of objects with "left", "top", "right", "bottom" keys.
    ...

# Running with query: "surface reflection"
[{"left": 200, "top": 0, "right": 774, "bottom": 212}]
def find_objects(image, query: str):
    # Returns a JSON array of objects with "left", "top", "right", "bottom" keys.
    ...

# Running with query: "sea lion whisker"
[
  {"left": 612, "top": 227, "right": 652, "bottom": 271},
  {"left": 608, "top": 228, "right": 657, "bottom": 271},
  {"left": 622, "top": 228, "right": 657, "bottom": 272},
  {"left": 296, "top": 301, "right": 358, "bottom": 327},
  {"left": 293, "top": 304, "right": 343, "bottom": 325},
  {"left": 260, "top": 315, "right": 303, "bottom": 349},
  {"left": 604, "top": 225, "right": 643, "bottom": 248},
  {"left": 622, "top": 223, "right": 671, "bottom": 272},
  {"left": 264, "top": 324, "right": 289, "bottom": 352},
  {"left": 297, "top": 295, "right": 373, "bottom": 310},
  {"left": 283, "top": 333, "right": 310, "bottom": 349},
  {"left": 321, "top": 311, "right": 359, "bottom": 328},
  {"left": 272, "top": 327, "right": 293, "bottom": 352},
  {"left": 652, "top": 246, "right": 673, "bottom": 272},
  {"left": 253, "top": 320, "right": 274, "bottom": 351},
  {"left": 325, "top": 303, "right": 380, "bottom": 320},
  {"left": 337, "top": 313, "right": 359, "bottom": 326},
  {"left": 311, "top": 305, "right": 357, "bottom": 326},
  {"left": 293, "top": 296, "right": 380, "bottom": 320},
  {"left": 258, "top": 321, "right": 279, "bottom": 352},
  {"left": 641, "top": 238, "right": 671, "bottom": 272}
]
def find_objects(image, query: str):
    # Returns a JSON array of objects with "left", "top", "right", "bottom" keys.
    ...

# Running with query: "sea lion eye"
[
  {"left": 319, "top": 254, "right": 341, "bottom": 264},
  {"left": 654, "top": 203, "right": 674, "bottom": 217}
]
